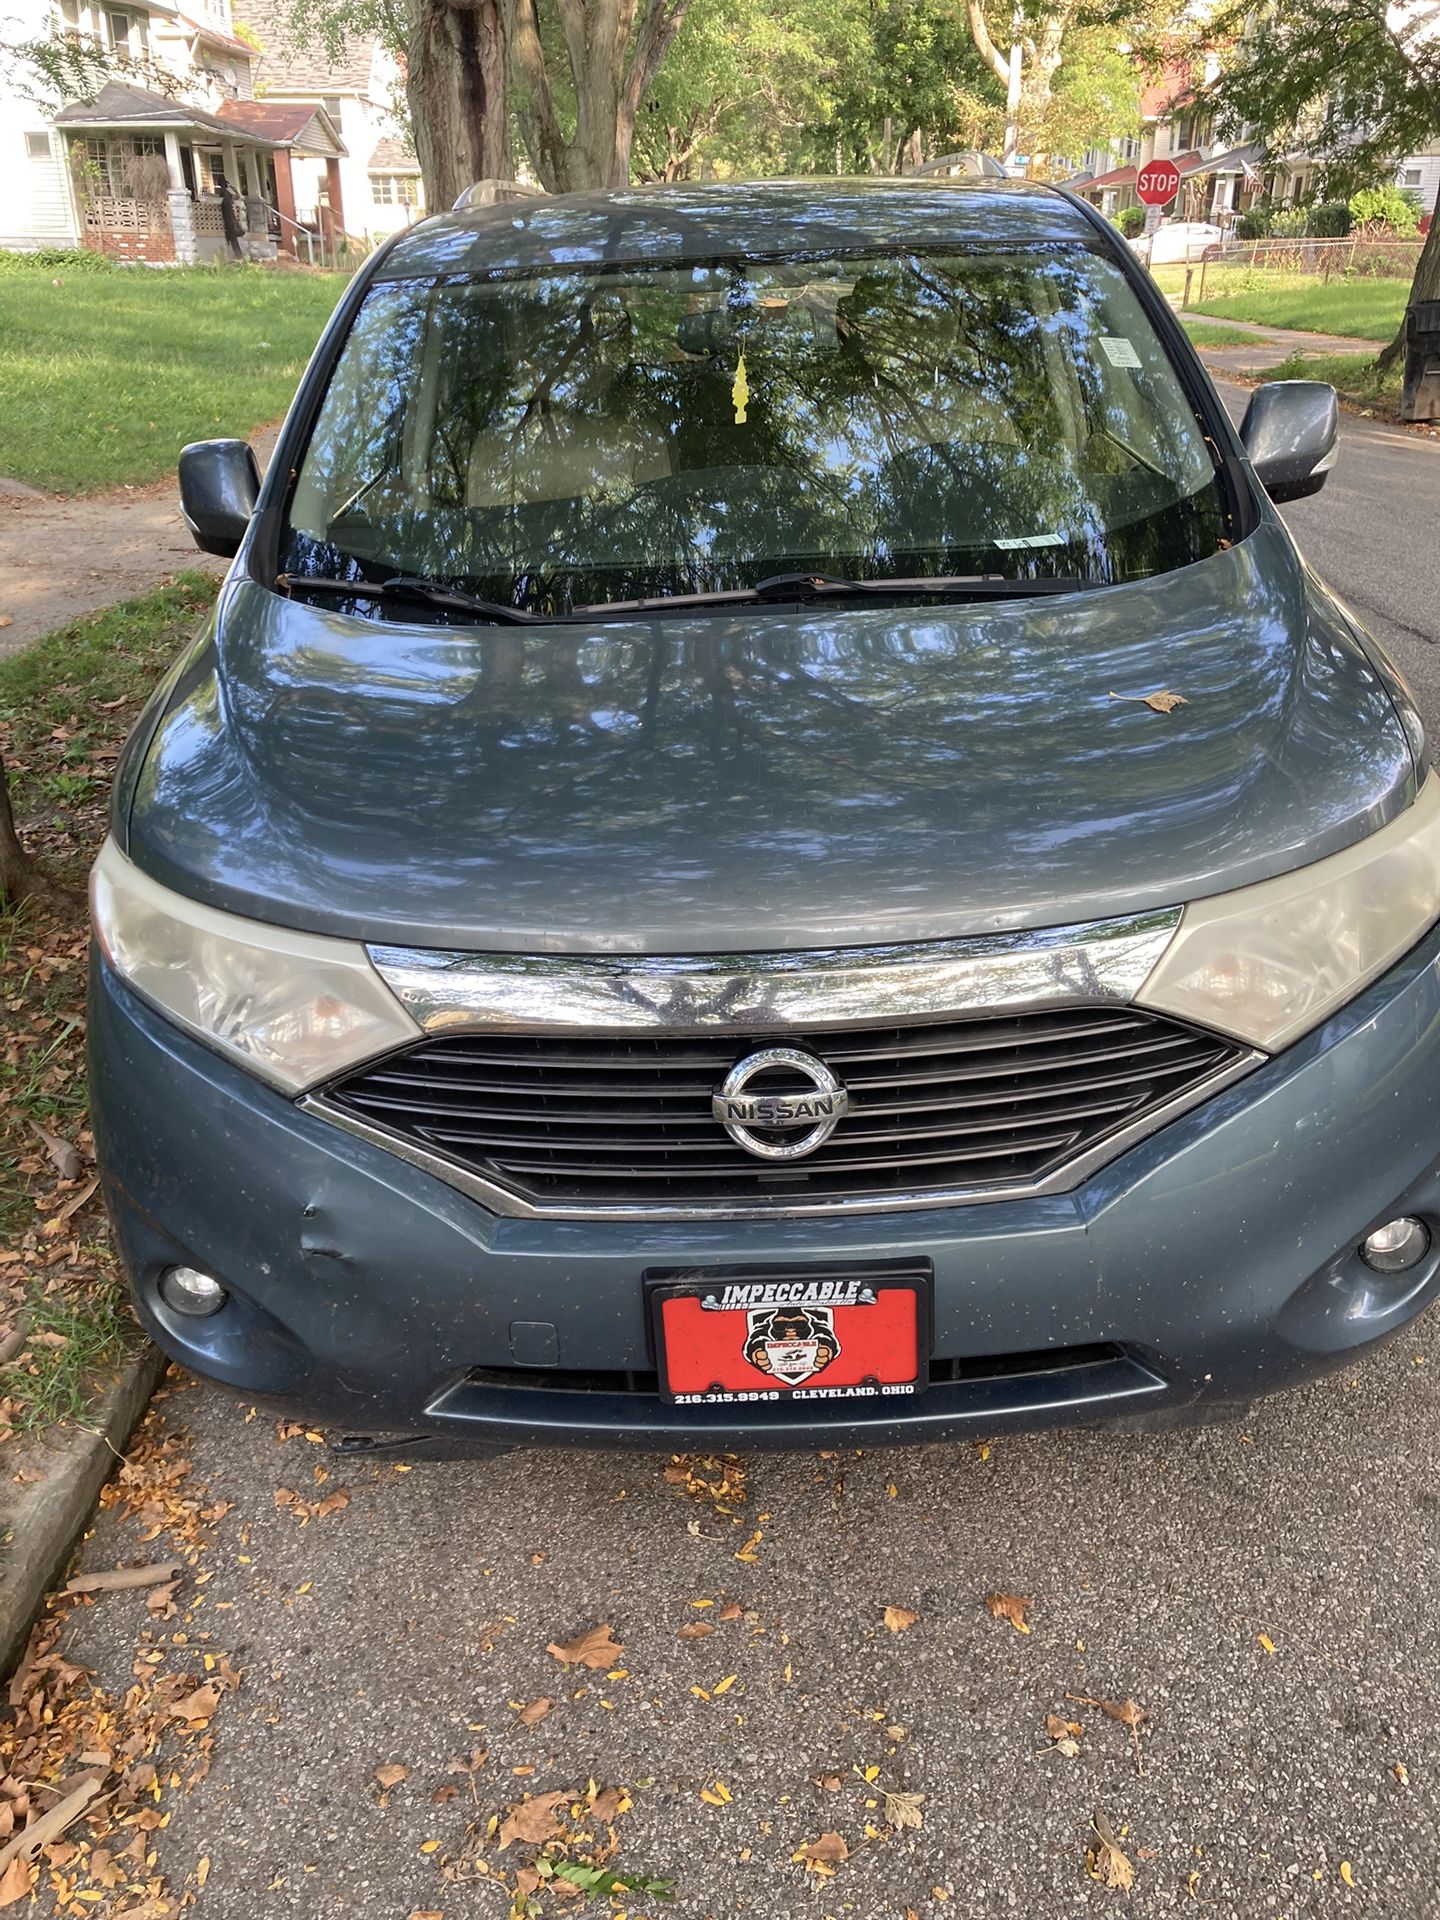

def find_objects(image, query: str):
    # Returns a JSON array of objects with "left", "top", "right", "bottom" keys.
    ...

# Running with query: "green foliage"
[
  {"left": 0, "top": 266, "right": 346, "bottom": 491},
  {"left": 1307, "top": 200, "right": 1352, "bottom": 237},
  {"left": 1266, "top": 207, "right": 1309, "bottom": 238},
  {"left": 1201, "top": 1, "right": 1440, "bottom": 204},
  {"left": 1348, "top": 184, "right": 1421, "bottom": 235},
  {"left": 1187, "top": 272, "right": 1408, "bottom": 340},
  {"left": 1115, "top": 205, "right": 1147, "bottom": 238},
  {"left": 0, "top": 246, "right": 115, "bottom": 274},
  {"left": 1233, "top": 208, "right": 1269, "bottom": 239}
]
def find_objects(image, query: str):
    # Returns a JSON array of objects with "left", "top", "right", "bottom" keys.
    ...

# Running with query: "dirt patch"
[{"left": 0, "top": 425, "right": 279, "bottom": 660}]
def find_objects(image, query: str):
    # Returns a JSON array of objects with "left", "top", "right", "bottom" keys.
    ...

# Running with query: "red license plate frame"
[{"left": 646, "top": 1264, "right": 931, "bottom": 1407}]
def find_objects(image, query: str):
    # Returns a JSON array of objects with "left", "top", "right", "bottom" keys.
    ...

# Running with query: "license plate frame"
[{"left": 645, "top": 1261, "right": 932, "bottom": 1408}]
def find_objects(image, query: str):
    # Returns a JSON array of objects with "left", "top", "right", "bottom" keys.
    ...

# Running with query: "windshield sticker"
[
  {"left": 1099, "top": 335, "right": 1142, "bottom": 369},
  {"left": 732, "top": 353, "right": 750, "bottom": 424},
  {"left": 993, "top": 533, "right": 1065, "bottom": 550}
]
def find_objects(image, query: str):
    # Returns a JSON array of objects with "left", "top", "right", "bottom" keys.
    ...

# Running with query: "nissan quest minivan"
[{"left": 88, "top": 179, "right": 1440, "bottom": 1455}]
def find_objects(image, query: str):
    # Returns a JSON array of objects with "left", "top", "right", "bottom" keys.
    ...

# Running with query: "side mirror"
[
  {"left": 1238, "top": 380, "right": 1339, "bottom": 504},
  {"left": 178, "top": 439, "right": 260, "bottom": 558}
]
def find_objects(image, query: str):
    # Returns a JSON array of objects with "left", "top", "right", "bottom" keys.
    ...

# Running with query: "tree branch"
[
  {"left": 623, "top": 0, "right": 691, "bottom": 119},
  {"left": 964, "top": 0, "right": 1011, "bottom": 89}
]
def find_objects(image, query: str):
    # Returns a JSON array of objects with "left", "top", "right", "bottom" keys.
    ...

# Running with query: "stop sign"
[{"left": 1136, "top": 158, "right": 1181, "bottom": 207}]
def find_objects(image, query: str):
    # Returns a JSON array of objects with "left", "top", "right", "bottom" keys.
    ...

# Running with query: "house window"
[
  {"left": 322, "top": 95, "right": 343, "bottom": 129},
  {"left": 25, "top": 132, "right": 52, "bottom": 160},
  {"left": 371, "top": 173, "right": 419, "bottom": 207},
  {"left": 57, "top": 0, "right": 85, "bottom": 36},
  {"left": 1402, "top": 167, "right": 1423, "bottom": 188}
]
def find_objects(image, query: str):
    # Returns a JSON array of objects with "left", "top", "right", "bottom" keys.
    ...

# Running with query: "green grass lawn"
[
  {"left": 1186, "top": 271, "right": 1408, "bottom": 342},
  {"left": 0, "top": 261, "right": 346, "bottom": 494},
  {"left": 1250, "top": 347, "right": 1402, "bottom": 413},
  {"left": 0, "top": 572, "right": 219, "bottom": 1433},
  {"left": 1181, "top": 320, "right": 1263, "bottom": 347}
]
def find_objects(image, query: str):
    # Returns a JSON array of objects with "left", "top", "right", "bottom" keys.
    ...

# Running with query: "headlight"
[
  {"left": 91, "top": 839, "right": 420, "bottom": 1092},
  {"left": 1137, "top": 773, "right": 1440, "bottom": 1051}
]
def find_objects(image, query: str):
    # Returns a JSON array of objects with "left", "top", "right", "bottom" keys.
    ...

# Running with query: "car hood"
[{"left": 128, "top": 522, "right": 1415, "bottom": 953}]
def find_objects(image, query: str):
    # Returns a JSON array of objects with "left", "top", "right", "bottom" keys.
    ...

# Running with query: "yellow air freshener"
[{"left": 732, "top": 353, "right": 749, "bottom": 424}]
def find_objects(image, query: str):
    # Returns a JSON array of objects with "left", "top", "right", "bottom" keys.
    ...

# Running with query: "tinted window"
[{"left": 284, "top": 247, "right": 1227, "bottom": 614}]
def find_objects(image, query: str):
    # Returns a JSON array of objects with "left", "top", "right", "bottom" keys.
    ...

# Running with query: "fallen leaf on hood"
[
  {"left": 1108, "top": 688, "right": 1189, "bottom": 715},
  {"left": 497, "top": 1789, "right": 569, "bottom": 1850},
  {"left": 984, "top": 1592, "right": 1032, "bottom": 1634},
  {"left": 547, "top": 1625, "right": 622, "bottom": 1669},
  {"left": 882, "top": 1789, "right": 925, "bottom": 1830},
  {"left": 882, "top": 1606, "right": 918, "bottom": 1633},
  {"left": 516, "top": 1697, "right": 552, "bottom": 1726},
  {"left": 1086, "top": 1810, "right": 1136, "bottom": 1891},
  {"left": 375, "top": 1764, "right": 408, "bottom": 1790}
]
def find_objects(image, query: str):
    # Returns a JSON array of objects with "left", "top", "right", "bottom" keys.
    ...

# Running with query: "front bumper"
[{"left": 89, "top": 926, "right": 1440, "bottom": 1452}]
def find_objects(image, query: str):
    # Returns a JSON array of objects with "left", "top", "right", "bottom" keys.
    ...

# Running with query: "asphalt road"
[{"left": 51, "top": 394, "right": 1440, "bottom": 1920}]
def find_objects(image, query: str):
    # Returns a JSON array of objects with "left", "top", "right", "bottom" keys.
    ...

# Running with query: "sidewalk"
[
  {"left": 1178, "top": 313, "right": 1379, "bottom": 376},
  {"left": 0, "top": 424, "right": 279, "bottom": 659}
]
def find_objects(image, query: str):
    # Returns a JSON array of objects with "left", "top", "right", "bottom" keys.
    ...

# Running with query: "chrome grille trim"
[
  {"left": 367, "top": 909, "right": 1183, "bottom": 1037},
  {"left": 298, "top": 911, "right": 1263, "bottom": 1221}
]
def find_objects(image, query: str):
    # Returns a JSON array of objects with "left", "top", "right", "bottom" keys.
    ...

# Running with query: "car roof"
[{"left": 371, "top": 176, "right": 1102, "bottom": 281}]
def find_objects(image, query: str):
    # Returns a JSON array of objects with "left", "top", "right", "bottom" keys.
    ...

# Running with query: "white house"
[
  {"left": 0, "top": 0, "right": 368, "bottom": 260},
  {"left": 238, "top": 0, "right": 424, "bottom": 242}
]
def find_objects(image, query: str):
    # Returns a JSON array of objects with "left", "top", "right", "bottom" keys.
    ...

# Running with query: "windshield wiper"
[
  {"left": 279, "top": 572, "right": 542, "bottom": 626},
  {"left": 578, "top": 572, "right": 1095, "bottom": 616}
]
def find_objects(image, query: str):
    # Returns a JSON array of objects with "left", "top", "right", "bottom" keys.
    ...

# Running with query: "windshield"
[{"left": 283, "top": 246, "right": 1228, "bottom": 616}]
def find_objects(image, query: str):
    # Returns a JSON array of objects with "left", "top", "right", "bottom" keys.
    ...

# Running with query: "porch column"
[
  {"left": 323, "top": 155, "right": 345, "bottom": 238},
  {"left": 162, "top": 129, "right": 185, "bottom": 192},
  {"left": 273, "top": 148, "right": 299, "bottom": 254}
]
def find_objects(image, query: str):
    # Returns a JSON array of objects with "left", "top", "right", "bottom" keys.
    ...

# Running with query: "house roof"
[
  {"left": 1080, "top": 148, "right": 1206, "bottom": 193},
  {"left": 1139, "top": 62, "right": 1193, "bottom": 121},
  {"left": 53, "top": 80, "right": 281, "bottom": 144},
  {"left": 177, "top": 14, "right": 257, "bottom": 59},
  {"left": 241, "top": 0, "right": 377, "bottom": 95},
  {"left": 368, "top": 136, "right": 419, "bottom": 172},
  {"left": 219, "top": 97, "right": 346, "bottom": 156}
]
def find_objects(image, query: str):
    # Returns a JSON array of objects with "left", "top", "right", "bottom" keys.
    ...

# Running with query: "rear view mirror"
[
  {"left": 178, "top": 439, "right": 260, "bottom": 557},
  {"left": 1238, "top": 381, "right": 1339, "bottom": 504}
]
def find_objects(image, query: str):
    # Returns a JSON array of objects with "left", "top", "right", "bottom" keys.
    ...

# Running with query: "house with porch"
[
  {"left": 0, "top": 0, "right": 355, "bottom": 260},
  {"left": 239, "top": 0, "right": 425, "bottom": 242}
]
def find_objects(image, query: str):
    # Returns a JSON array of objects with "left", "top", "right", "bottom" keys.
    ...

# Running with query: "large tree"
[
  {"left": 1201, "top": 0, "right": 1440, "bottom": 376},
  {"left": 510, "top": 0, "right": 694, "bottom": 190}
]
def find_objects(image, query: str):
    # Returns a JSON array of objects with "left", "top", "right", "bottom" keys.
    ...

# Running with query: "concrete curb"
[{"left": 0, "top": 1342, "right": 167, "bottom": 1678}]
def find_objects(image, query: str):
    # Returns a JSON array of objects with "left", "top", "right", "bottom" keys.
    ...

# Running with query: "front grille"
[{"left": 323, "top": 1005, "right": 1248, "bottom": 1213}]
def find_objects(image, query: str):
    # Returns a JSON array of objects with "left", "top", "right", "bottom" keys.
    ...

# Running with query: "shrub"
[
  {"left": 1347, "top": 184, "right": 1421, "bottom": 235},
  {"left": 1234, "top": 207, "right": 1270, "bottom": 239},
  {"left": 1307, "top": 201, "right": 1352, "bottom": 237},
  {"left": 1114, "top": 205, "right": 1147, "bottom": 238},
  {"left": 0, "top": 245, "right": 115, "bottom": 274},
  {"left": 1268, "top": 207, "right": 1310, "bottom": 238}
]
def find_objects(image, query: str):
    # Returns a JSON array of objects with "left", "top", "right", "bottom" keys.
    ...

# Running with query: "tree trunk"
[
  {"left": 1377, "top": 178, "right": 1440, "bottom": 374},
  {"left": 0, "top": 748, "right": 40, "bottom": 908},
  {"left": 513, "top": 0, "right": 691, "bottom": 192},
  {"left": 404, "top": 0, "right": 509, "bottom": 216}
]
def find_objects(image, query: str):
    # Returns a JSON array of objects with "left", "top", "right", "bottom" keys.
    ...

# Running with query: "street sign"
[{"left": 1136, "top": 159, "right": 1181, "bottom": 208}]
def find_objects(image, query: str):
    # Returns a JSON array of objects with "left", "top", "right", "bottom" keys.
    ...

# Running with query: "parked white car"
[{"left": 1133, "top": 221, "right": 1223, "bottom": 265}]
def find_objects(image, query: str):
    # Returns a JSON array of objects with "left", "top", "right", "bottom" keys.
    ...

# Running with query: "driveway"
[{"left": 36, "top": 394, "right": 1440, "bottom": 1920}]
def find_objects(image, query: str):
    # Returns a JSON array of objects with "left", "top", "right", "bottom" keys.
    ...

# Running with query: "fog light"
[
  {"left": 1360, "top": 1218, "right": 1430, "bottom": 1275},
  {"left": 158, "top": 1265, "right": 228, "bottom": 1317}
]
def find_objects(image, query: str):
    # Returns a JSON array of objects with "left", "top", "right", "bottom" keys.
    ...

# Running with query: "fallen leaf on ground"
[
  {"left": 813, "top": 1772, "right": 843, "bottom": 1792},
  {"left": 1340, "top": 1862, "right": 1356, "bottom": 1888},
  {"left": 0, "top": 1858, "right": 34, "bottom": 1908},
  {"left": 717, "top": 1600, "right": 742, "bottom": 1620},
  {"left": 547, "top": 1624, "right": 623, "bottom": 1669},
  {"left": 168, "top": 1684, "right": 220, "bottom": 1726},
  {"left": 882, "top": 1605, "right": 918, "bottom": 1633},
  {"left": 1067, "top": 1694, "right": 1149, "bottom": 1772},
  {"left": 0, "top": 1776, "right": 104, "bottom": 1871},
  {"left": 677, "top": 1621, "right": 714, "bottom": 1640},
  {"left": 1047, "top": 1714, "right": 1083, "bottom": 1742},
  {"left": 984, "top": 1592, "right": 1032, "bottom": 1634},
  {"left": 497, "top": 1789, "right": 569, "bottom": 1849},
  {"left": 516, "top": 1697, "right": 552, "bottom": 1725},
  {"left": 882, "top": 1789, "right": 925, "bottom": 1830},
  {"left": 1086, "top": 1809, "right": 1136, "bottom": 1891},
  {"left": 1257, "top": 1632, "right": 1276, "bottom": 1655},
  {"left": 375, "top": 1764, "right": 408, "bottom": 1790},
  {"left": 795, "top": 1831, "right": 849, "bottom": 1869}
]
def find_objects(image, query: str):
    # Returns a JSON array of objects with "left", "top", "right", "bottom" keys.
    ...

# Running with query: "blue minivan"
[{"left": 89, "top": 179, "right": 1440, "bottom": 1454}]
